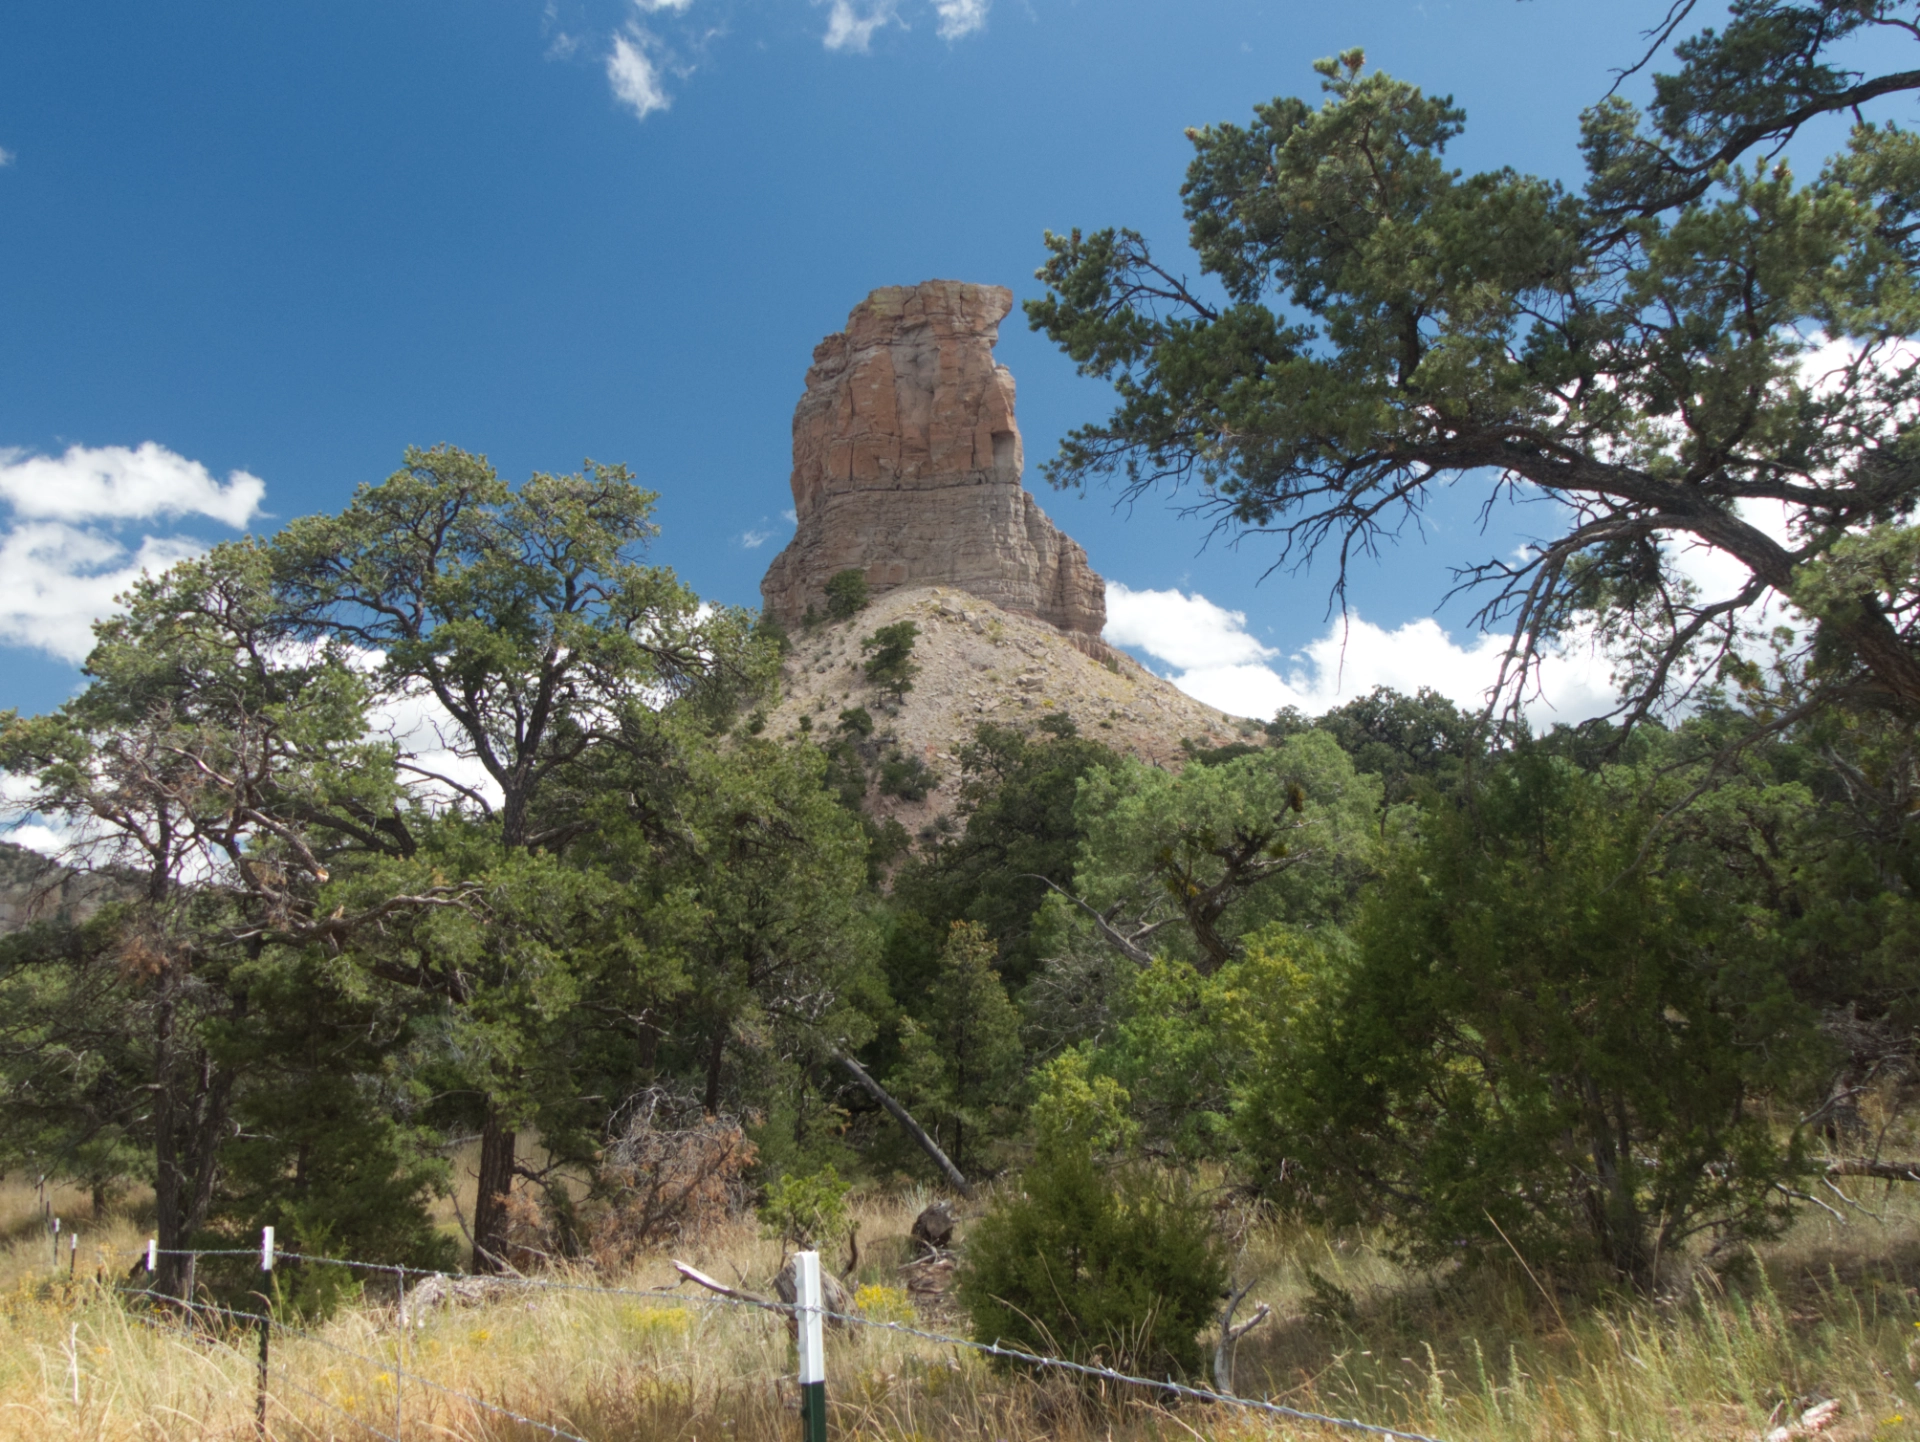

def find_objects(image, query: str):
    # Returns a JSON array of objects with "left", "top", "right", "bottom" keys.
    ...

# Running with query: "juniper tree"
[
  {"left": 267, "top": 445, "right": 764, "bottom": 1269},
  {"left": 1030, "top": 3, "right": 1920, "bottom": 727}
]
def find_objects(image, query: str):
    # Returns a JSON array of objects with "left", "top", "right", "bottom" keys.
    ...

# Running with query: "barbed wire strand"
[{"left": 123, "top": 1245, "right": 1450, "bottom": 1442}]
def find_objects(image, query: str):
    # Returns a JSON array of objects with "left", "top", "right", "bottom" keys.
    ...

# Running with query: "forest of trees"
[{"left": 1, "top": 0, "right": 1918, "bottom": 1370}]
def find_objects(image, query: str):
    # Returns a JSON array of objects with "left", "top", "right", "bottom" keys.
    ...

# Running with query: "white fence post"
[
  {"left": 257, "top": 1226, "right": 274, "bottom": 1438},
  {"left": 795, "top": 1250, "right": 827, "bottom": 1442}
]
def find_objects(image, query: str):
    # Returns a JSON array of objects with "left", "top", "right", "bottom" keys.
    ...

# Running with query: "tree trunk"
[
  {"left": 470, "top": 1108, "right": 516, "bottom": 1274},
  {"left": 148, "top": 969, "right": 235, "bottom": 1302},
  {"left": 1828, "top": 1157, "right": 1920, "bottom": 1181},
  {"left": 833, "top": 1051, "right": 971, "bottom": 1196},
  {"left": 703, "top": 1023, "right": 727, "bottom": 1115},
  {"left": 152, "top": 976, "right": 186, "bottom": 1300},
  {"left": 1836, "top": 599, "right": 1920, "bottom": 718}
]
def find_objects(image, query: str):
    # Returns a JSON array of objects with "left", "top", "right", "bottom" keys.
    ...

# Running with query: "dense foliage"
[{"left": 1, "top": 10, "right": 1917, "bottom": 1371}]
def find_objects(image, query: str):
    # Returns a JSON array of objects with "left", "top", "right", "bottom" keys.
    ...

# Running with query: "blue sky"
[{"left": 0, "top": 0, "right": 1888, "bottom": 721}]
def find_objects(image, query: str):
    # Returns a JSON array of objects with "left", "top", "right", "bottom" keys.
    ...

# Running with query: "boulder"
[
  {"left": 909, "top": 1199, "right": 955, "bottom": 1254},
  {"left": 772, "top": 1254, "right": 855, "bottom": 1333}
]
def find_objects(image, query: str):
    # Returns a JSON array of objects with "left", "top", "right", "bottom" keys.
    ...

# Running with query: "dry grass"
[{"left": 5, "top": 1164, "right": 1920, "bottom": 1441}]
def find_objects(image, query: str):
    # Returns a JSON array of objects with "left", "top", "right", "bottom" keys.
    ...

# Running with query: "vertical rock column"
[{"left": 759, "top": 280, "right": 1106, "bottom": 641}]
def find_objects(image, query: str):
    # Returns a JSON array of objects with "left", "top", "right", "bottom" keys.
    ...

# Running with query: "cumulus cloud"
[
  {"left": 932, "top": 0, "right": 988, "bottom": 39},
  {"left": 821, "top": 0, "right": 898, "bottom": 52},
  {"left": 0, "top": 148, "right": 13, "bottom": 168},
  {"left": 1105, "top": 582, "right": 1620, "bottom": 726},
  {"left": 0, "top": 441, "right": 265, "bottom": 527},
  {"left": 1104, "top": 585, "right": 1278, "bottom": 673},
  {"left": 0, "top": 442, "right": 263, "bottom": 663},
  {"left": 607, "top": 31, "right": 671, "bottom": 118}
]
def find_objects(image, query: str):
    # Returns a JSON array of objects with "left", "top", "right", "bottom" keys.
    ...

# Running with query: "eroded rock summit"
[{"left": 759, "top": 281, "right": 1107, "bottom": 647}]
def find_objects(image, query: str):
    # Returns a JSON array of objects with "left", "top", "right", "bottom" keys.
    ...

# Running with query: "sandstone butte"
[
  {"left": 759, "top": 280, "right": 1108, "bottom": 653},
  {"left": 757, "top": 280, "right": 1255, "bottom": 835}
]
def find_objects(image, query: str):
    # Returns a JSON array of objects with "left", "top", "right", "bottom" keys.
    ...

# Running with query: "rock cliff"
[
  {"left": 0, "top": 839, "right": 115, "bottom": 934},
  {"left": 759, "top": 281, "right": 1107, "bottom": 647}
]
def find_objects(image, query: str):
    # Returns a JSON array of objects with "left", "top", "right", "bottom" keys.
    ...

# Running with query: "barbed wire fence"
[{"left": 80, "top": 1235, "right": 1453, "bottom": 1442}]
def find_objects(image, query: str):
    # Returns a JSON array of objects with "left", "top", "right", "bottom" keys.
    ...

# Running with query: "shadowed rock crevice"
[{"left": 760, "top": 281, "right": 1107, "bottom": 645}]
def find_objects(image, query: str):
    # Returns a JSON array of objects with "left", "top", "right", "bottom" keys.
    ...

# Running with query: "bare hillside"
[{"left": 763, "top": 586, "right": 1255, "bottom": 836}]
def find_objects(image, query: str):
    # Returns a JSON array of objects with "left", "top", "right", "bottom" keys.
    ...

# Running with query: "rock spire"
[{"left": 759, "top": 281, "right": 1107, "bottom": 644}]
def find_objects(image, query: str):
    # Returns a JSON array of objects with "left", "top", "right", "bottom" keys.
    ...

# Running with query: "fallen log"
[
  {"left": 672, "top": 1260, "right": 772, "bottom": 1307},
  {"left": 832, "top": 1050, "right": 971, "bottom": 1197},
  {"left": 1826, "top": 1158, "right": 1920, "bottom": 1182}
]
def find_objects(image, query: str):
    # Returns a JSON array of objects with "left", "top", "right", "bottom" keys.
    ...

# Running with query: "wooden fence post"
[{"left": 795, "top": 1250, "right": 827, "bottom": 1442}]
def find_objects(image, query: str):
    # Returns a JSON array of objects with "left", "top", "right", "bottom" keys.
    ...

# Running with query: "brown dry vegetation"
[{"left": 9, "top": 1149, "right": 1920, "bottom": 1442}]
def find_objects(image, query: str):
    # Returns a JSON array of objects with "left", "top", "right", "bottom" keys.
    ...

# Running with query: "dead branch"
[{"left": 1826, "top": 1158, "right": 1920, "bottom": 1183}]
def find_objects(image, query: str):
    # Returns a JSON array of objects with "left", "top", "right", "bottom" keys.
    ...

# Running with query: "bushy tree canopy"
[{"left": 1030, "top": 5, "right": 1920, "bottom": 726}]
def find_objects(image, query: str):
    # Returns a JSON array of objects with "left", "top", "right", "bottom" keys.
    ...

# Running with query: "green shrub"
[
  {"left": 958, "top": 1131, "right": 1224, "bottom": 1379},
  {"left": 754, "top": 612, "right": 792, "bottom": 655},
  {"left": 861, "top": 622, "right": 920, "bottom": 701},
  {"left": 825, "top": 569, "right": 870, "bottom": 619},
  {"left": 879, "top": 750, "right": 937, "bottom": 801},
  {"left": 758, "top": 1164, "right": 851, "bottom": 1249},
  {"left": 1239, "top": 753, "right": 1818, "bottom": 1288}
]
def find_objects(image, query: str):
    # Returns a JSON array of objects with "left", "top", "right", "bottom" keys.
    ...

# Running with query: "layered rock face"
[{"left": 759, "top": 281, "right": 1107, "bottom": 644}]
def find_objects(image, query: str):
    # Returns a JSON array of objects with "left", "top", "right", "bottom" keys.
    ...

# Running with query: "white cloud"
[
  {"left": 1104, "top": 582, "right": 1619, "bottom": 727},
  {"left": 633, "top": 0, "right": 695, "bottom": 10},
  {"left": 932, "top": 0, "right": 988, "bottom": 39},
  {"left": 782, "top": 508, "right": 797, "bottom": 525},
  {"left": 0, "top": 523, "right": 204, "bottom": 662},
  {"left": 540, "top": 0, "right": 582, "bottom": 58},
  {"left": 607, "top": 31, "right": 671, "bottom": 119},
  {"left": 0, "top": 442, "right": 263, "bottom": 664},
  {"left": 1104, "top": 584, "right": 1278, "bottom": 671},
  {"left": 0, "top": 442, "right": 265, "bottom": 527},
  {"left": 740, "top": 527, "right": 773, "bottom": 549},
  {"left": 0, "top": 148, "right": 13, "bottom": 168},
  {"left": 821, "top": 0, "right": 898, "bottom": 52},
  {"left": 2, "top": 822, "right": 70, "bottom": 858}
]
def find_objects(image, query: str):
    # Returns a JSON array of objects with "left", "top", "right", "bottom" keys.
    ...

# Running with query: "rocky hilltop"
[
  {"left": 760, "top": 281, "right": 1107, "bottom": 650},
  {"left": 763, "top": 586, "right": 1253, "bottom": 837}
]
